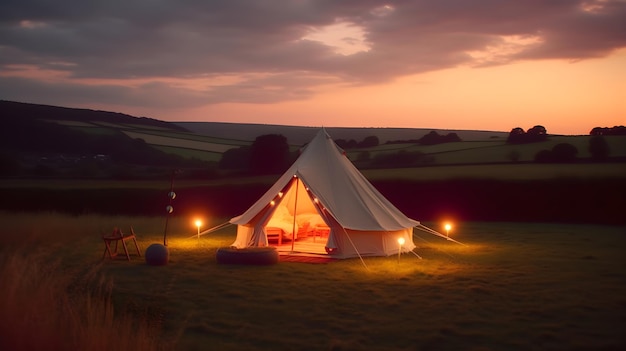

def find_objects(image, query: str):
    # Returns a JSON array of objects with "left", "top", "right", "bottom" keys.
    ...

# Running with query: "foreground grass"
[
  {"left": 2, "top": 213, "right": 625, "bottom": 350},
  {"left": 0, "top": 213, "right": 175, "bottom": 351}
]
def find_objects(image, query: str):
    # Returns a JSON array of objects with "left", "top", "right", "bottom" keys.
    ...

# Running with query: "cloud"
[{"left": 1, "top": 0, "right": 624, "bottom": 109}]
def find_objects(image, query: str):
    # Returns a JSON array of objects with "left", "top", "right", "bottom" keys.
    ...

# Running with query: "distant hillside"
[
  {"left": 0, "top": 100, "right": 186, "bottom": 132},
  {"left": 177, "top": 122, "right": 509, "bottom": 144},
  {"left": 0, "top": 100, "right": 207, "bottom": 178},
  {"left": 4, "top": 100, "right": 623, "bottom": 180}
]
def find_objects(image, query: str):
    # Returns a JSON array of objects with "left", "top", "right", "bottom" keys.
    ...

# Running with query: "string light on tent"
[
  {"left": 270, "top": 200, "right": 276, "bottom": 206},
  {"left": 278, "top": 191, "right": 283, "bottom": 198}
]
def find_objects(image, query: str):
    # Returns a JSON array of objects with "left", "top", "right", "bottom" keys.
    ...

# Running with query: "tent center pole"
[{"left": 291, "top": 176, "right": 299, "bottom": 252}]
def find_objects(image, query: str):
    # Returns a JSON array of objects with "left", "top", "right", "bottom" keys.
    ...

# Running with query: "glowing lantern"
[
  {"left": 397, "top": 237, "right": 405, "bottom": 263},
  {"left": 444, "top": 223, "right": 452, "bottom": 237},
  {"left": 195, "top": 219, "right": 202, "bottom": 239}
]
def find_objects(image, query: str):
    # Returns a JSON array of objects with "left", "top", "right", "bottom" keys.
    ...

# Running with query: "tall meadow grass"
[{"left": 0, "top": 212, "right": 177, "bottom": 351}]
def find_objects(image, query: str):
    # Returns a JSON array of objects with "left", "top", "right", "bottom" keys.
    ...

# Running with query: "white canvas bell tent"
[{"left": 229, "top": 128, "right": 435, "bottom": 259}]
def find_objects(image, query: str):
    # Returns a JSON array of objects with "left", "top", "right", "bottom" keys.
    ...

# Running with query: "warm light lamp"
[
  {"left": 444, "top": 223, "right": 452, "bottom": 237},
  {"left": 397, "top": 237, "right": 405, "bottom": 263},
  {"left": 195, "top": 219, "right": 202, "bottom": 239}
]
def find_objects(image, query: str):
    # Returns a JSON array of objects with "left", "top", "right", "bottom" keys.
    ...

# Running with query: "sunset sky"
[{"left": 1, "top": 0, "right": 624, "bottom": 135}]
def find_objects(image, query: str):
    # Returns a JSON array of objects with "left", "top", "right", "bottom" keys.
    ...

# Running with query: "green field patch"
[
  {"left": 69, "top": 125, "right": 120, "bottom": 136},
  {"left": 413, "top": 140, "right": 503, "bottom": 154},
  {"left": 122, "top": 131, "right": 241, "bottom": 153},
  {"left": 125, "top": 129, "right": 252, "bottom": 147},
  {"left": 119, "top": 123, "right": 178, "bottom": 131},
  {"left": 153, "top": 145, "right": 222, "bottom": 162},
  {"left": 46, "top": 119, "right": 97, "bottom": 127},
  {"left": 91, "top": 121, "right": 129, "bottom": 129}
]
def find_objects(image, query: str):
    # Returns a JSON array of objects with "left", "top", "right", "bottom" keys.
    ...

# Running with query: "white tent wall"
[
  {"left": 232, "top": 225, "right": 256, "bottom": 248},
  {"left": 327, "top": 228, "right": 416, "bottom": 259}
]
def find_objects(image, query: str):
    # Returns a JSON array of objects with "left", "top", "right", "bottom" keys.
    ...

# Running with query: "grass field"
[{"left": 1, "top": 212, "right": 624, "bottom": 350}]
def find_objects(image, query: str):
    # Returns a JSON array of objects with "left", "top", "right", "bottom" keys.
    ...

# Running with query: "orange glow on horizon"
[
  {"left": 6, "top": 49, "right": 624, "bottom": 136},
  {"left": 175, "top": 49, "right": 626, "bottom": 135}
]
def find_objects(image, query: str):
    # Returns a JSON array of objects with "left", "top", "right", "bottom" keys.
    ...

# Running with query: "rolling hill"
[
  {"left": 176, "top": 121, "right": 509, "bottom": 144},
  {"left": 2, "top": 100, "right": 625, "bottom": 178}
]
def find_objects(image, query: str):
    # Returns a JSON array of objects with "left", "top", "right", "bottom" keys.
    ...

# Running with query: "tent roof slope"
[{"left": 230, "top": 128, "right": 420, "bottom": 231}]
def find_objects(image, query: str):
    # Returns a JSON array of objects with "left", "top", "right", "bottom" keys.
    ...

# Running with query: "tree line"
[{"left": 506, "top": 125, "right": 622, "bottom": 163}]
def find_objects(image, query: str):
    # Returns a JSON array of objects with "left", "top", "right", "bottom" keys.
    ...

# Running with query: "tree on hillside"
[
  {"left": 534, "top": 143, "right": 578, "bottom": 163},
  {"left": 534, "top": 149, "right": 553, "bottom": 163},
  {"left": 358, "top": 135, "right": 380, "bottom": 148},
  {"left": 219, "top": 147, "right": 250, "bottom": 170},
  {"left": 335, "top": 136, "right": 379, "bottom": 149},
  {"left": 334, "top": 139, "right": 358, "bottom": 149},
  {"left": 507, "top": 125, "right": 548, "bottom": 144},
  {"left": 507, "top": 127, "right": 526, "bottom": 143},
  {"left": 249, "top": 134, "right": 290, "bottom": 175},
  {"left": 590, "top": 126, "right": 626, "bottom": 135},
  {"left": 527, "top": 125, "right": 547, "bottom": 141},
  {"left": 552, "top": 143, "right": 578, "bottom": 162},
  {"left": 588, "top": 136, "right": 609, "bottom": 161},
  {"left": 417, "top": 131, "right": 462, "bottom": 145}
]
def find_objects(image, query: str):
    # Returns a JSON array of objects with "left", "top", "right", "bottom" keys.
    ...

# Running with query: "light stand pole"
[
  {"left": 163, "top": 170, "right": 177, "bottom": 246},
  {"left": 145, "top": 169, "right": 178, "bottom": 266},
  {"left": 397, "top": 237, "right": 405, "bottom": 264}
]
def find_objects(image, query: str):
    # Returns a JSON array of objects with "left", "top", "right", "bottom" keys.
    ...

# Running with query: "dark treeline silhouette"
[
  {"left": 334, "top": 135, "right": 380, "bottom": 149},
  {"left": 219, "top": 134, "right": 296, "bottom": 175},
  {"left": 507, "top": 125, "right": 548, "bottom": 144},
  {"left": 588, "top": 135, "right": 610, "bottom": 161},
  {"left": 385, "top": 130, "right": 462, "bottom": 145},
  {"left": 2, "top": 178, "right": 624, "bottom": 225},
  {"left": 249, "top": 134, "right": 292, "bottom": 175},
  {"left": 535, "top": 143, "right": 579, "bottom": 163},
  {"left": 590, "top": 126, "right": 626, "bottom": 136}
]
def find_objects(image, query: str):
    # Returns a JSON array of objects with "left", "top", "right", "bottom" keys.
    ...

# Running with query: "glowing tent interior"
[{"left": 229, "top": 128, "right": 446, "bottom": 259}]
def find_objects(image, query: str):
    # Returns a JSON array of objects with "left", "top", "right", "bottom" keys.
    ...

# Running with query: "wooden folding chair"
[{"left": 102, "top": 226, "right": 141, "bottom": 261}]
